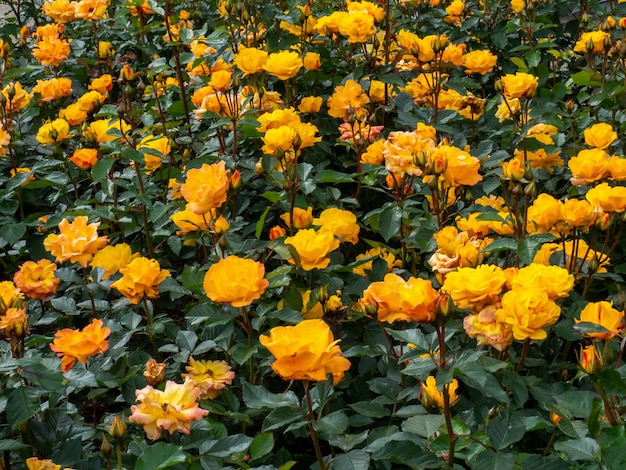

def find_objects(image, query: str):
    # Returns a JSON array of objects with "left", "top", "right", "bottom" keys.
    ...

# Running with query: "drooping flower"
[
  {"left": 110, "top": 257, "right": 170, "bottom": 304},
  {"left": 90, "top": 243, "right": 138, "bottom": 279},
  {"left": 129, "top": 380, "right": 209, "bottom": 440},
  {"left": 182, "top": 357, "right": 235, "bottom": 399},
  {"left": 259, "top": 319, "right": 351, "bottom": 384},
  {"left": 420, "top": 376, "right": 459, "bottom": 409},
  {"left": 50, "top": 318, "right": 111, "bottom": 372},
  {"left": 203, "top": 255, "right": 269, "bottom": 307},
  {"left": 576, "top": 301, "right": 624, "bottom": 339},
  {"left": 0, "top": 307, "right": 29, "bottom": 339},
  {"left": 144, "top": 358, "right": 167, "bottom": 386},
  {"left": 180, "top": 161, "right": 230, "bottom": 215},
  {"left": 362, "top": 273, "right": 439, "bottom": 323},
  {"left": 284, "top": 228, "right": 340, "bottom": 271},
  {"left": 43, "top": 216, "right": 108, "bottom": 267},
  {"left": 13, "top": 259, "right": 60, "bottom": 300}
]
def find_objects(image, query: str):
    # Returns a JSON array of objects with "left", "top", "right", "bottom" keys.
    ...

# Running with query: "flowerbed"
[{"left": 1, "top": 0, "right": 626, "bottom": 468}]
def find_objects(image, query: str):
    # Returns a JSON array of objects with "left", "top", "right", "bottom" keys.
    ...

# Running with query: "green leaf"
[
  {"left": 135, "top": 443, "right": 187, "bottom": 470},
  {"left": 314, "top": 169, "right": 356, "bottom": 184},
  {"left": 0, "top": 440, "right": 30, "bottom": 451},
  {"left": 554, "top": 437, "right": 600, "bottom": 461},
  {"left": 349, "top": 401, "right": 389, "bottom": 418},
  {"left": 201, "top": 434, "right": 253, "bottom": 458},
  {"left": 329, "top": 431, "right": 369, "bottom": 452},
  {"left": 181, "top": 265, "right": 205, "bottom": 295},
  {"left": 331, "top": 450, "right": 370, "bottom": 470},
  {"left": 314, "top": 411, "right": 349, "bottom": 437},
  {"left": 483, "top": 238, "right": 517, "bottom": 253},
  {"left": 371, "top": 438, "right": 444, "bottom": 468},
  {"left": 395, "top": 92, "right": 414, "bottom": 113},
  {"left": 402, "top": 415, "right": 445, "bottom": 438},
  {"left": 262, "top": 407, "right": 303, "bottom": 432},
  {"left": 487, "top": 410, "right": 525, "bottom": 450},
  {"left": 474, "top": 450, "right": 515, "bottom": 469},
  {"left": 1, "top": 222, "right": 26, "bottom": 245},
  {"left": 242, "top": 382, "right": 300, "bottom": 409},
  {"left": 256, "top": 206, "right": 270, "bottom": 239},
  {"left": 517, "top": 234, "right": 556, "bottom": 265},
  {"left": 92, "top": 157, "right": 115, "bottom": 183},
  {"left": 249, "top": 432, "right": 274, "bottom": 460},
  {"left": 599, "top": 426, "right": 626, "bottom": 468},
  {"left": 6, "top": 387, "right": 41, "bottom": 428},
  {"left": 378, "top": 205, "right": 402, "bottom": 242}
]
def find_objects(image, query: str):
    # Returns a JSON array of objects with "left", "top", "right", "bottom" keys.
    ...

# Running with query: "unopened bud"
[
  {"left": 101, "top": 433, "right": 113, "bottom": 458},
  {"left": 109, "top": 414, "right": 127, "bottom": 439}
]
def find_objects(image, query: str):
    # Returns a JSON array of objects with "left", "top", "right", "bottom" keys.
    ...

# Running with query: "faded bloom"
[
  {"left": 263, "top": 50, "right": 303, "bottom": 80},
  {"left": 0, "top": 307, "right": 28, "bottom": 339},
  {"left": 43, "top": 216, "right": 108, "bottom": 267},
  {"left": 421, "top": 376, "right": 459, "bottom": 409},
  {"left": 180, "top": 161, "right": 230, "bottom": 215},
  {"left": 285, "top": 228, "right": 340, "bottom": 271},
  {"left": 0, "top": 280, "right": 23, "bottom": 314},
  {"left": 90, "top": 243, "right": 138, "bottom": 279},
  {"left": 495, "top": 288, "right": 560, "bottom": 341},
  {"left": 182, "top": 357, "right": 235, "bottom": 399},
  {"left": 576, "top": 301, "right": 624, "bottom": 339},
  {"left": 464, "top": 304, "right": 513, "bottom": 351},
  {"left": 203, "top": 255, "right": 269, "bottom": 307},
  {"left": 259, "top": 319, "right": 351, "bottom": 384},
  {"left": 584, "top": 123, "right": 617, "bottom": 150},
  {"left": 111, "top": 257, "right": 170, "bottom": 304},
  {"left": 362, "top": 273, "right": 439, "bottom": 323},
  {"left": 129, "top": 380, "right": 209, "bottom": 440},
  {"left": 13, "top": 259, "right": 60, "bottom": 300},
  {"left": 144, "top": 358, "right": 167, "bottom": 386},
  {"left": 313, "top": 208, "right": 360, "bottom": 244},
  {"left": 50, "top": 318, "right": 111, "bottom": 372}
]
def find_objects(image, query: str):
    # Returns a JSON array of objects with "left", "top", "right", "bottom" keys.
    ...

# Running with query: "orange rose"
[
  {"left": 50, "top": 318, "right": 111, "bottom": 372},
  {"left": 90, "top": 243, "right": 138, "bottom": 279},
  {"left": 284, "top": 228, "right": 340, "bottom": 270},
  {"left": 32, "top": 77, "right": 73, "bottom": 103},
  {"left": 13, "top": 259, "right": 60, "bottom": 300},
  {"left": 421, "top": 376, "right": 459, "bottom": 409},
  {"left": 259, "top": 319, "right": 351, "bottom": 384},
  {"left": 111, "top": 257, "right": 170, "bottom": 304},
  {"left": 495, "top": 288, "right": 560, "bottom": 341},
  {"left": 576, "top": 301, "right": 624, "bottom": 339},
  {"left": 43, "top": 216, "right": 108, "bottom": 267},
  {"left": 180, "top": 161, "right": 230, "bottom": 215},
  {"left": 69, "top": 148, "right": 98, "bottom": 169},
  {"left": 203, "top": 255, "right": 269, "bottom": 307}
]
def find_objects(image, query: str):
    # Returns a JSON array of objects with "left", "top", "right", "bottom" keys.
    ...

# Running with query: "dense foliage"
[{"left": 1, "top": 0, "right": 626, "bottom": 468}]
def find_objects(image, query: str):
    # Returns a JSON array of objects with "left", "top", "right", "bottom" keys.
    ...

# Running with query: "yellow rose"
[
  {"left": 42, "top": 0, "right": 76, "bottom": 22},
  {"left": 463, "top": 304, "right": 513, "bottom": 351},
  {"left": 209, "top": 70, "right": 232, "bottom": 91},
  {"left": 442, "top": 264, "right": 507, "bottom": 309},
  {"left": 36, "top": 118, "right": 73, "bottom": 145},
  {"left": 182, "top": 357, "right": 235, "bottom": 400},
  {"left": 170, "top": 206, "right": 212, "bottom": 235},
  {"left": 203, "top": 255, "right": 269, "bottom": 307},
  {"left": 284, "top": 228, "right": 340, "bottom": 271},
  {"left": 568, "top": 148, "right": 609, "bottom": 186},
  {"left": 313, "top": 208, "right": 360, "bottom": 244},
  {"left": 137, "top": 134, "right": 170, "bottom": 172},
  {"left": 576, "top": 301, "right": 624, "bottom": 339},
  {"left": 303, "top": 52, "right": 320, "bottom": 71},
  {"left": 509, "top": 264, "right": 575, "bottom": 300},
  {"left": 259, "top": 319, "right": 351, "bottom": 384},
  {"left": 98, "top": 41, "right": 115, "bottom": 59},
  {"left": 501, "top": 157, "right": 525, "bottom": 180},
  {"left": 608, "top": 156, "right": 626, "bottom": 181},
  {"left": 90, "top": 243, "right": 138, "bottom": 279},
  {"left": 579, "top": 344, "right": 602, "bottom": 374},
  {"left": 261, "top": 126, "right": 296, "bottom": 155},
  {"left": 32, "top": 77, "right": 73, "bottom": 103},
  {"left": 233, "top": 46, "right": 268, "bottom": 76},
  {"left": 501, "top": 72, "right": 538, "bottom": 99},
  {"left": 421, "top": 376, "right": 459, "bottom": 409},
  {"left": 84, "top": 118, "right": 130, "bottom": 144},
  {"left": 586, "top": 182, "right": 626, "bottom": 213},
  {"left": 584, "top": 122, "right": 617, "bottom": 150},
  {"left": 526, "top": 193, "right": 563, "bottom": 233},
  {"left": 338, "top": 10, "right": 376, "bottom": 43},
  {"left": 362, "top": 273, "right": 439, "bottom": 323},
  {"left": 280, "top": 206, "right": 313, "bottom": 229},
  {"left": 262, "top": 50, "right": 303, "bottom": 80},
  {"left": 298, "top": 96, "right": 323, "bottom": 114},
  {"left": 463, "top": 50, "right": 498, "bottom": 75},
  {"left": 32, "top": 37, "right": 71, "bottom": 67},
  {"left": 111, "top": 256, "right": 170, "bottom": 304},
  {"left": 510, "top": 0, "right": 525, "bottom": 13},
  {"left": 560, "top": 198, "right": 596, "bottom": 232},
  {"left": 180, "top": 161, "right": 230, "bottom": 215},
  {"left": 495, "top": 288, "right": 560, "bottom": 341},
  {"left": 88, "top": 74, "right": 113, "bottom": 95},
  {"left": 574, "top": 30, "right": 610, "bottom": 54}
]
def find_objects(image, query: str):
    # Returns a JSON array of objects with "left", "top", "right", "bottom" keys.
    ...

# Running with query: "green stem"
[
  {"left": 304, "top": 381, "right": 327, "bottom": 470},
  {"left": 116, "top": 443, "right": 123, "bottom": 470},
  {"left": 442, "top": 384, "right": 457, "bottom": 468}
]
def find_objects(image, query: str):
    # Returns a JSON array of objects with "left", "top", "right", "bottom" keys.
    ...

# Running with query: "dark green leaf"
[
  {"left": 331, "top": 450, "right": 370, "bottom": 470},
  {"left": 135, "top": 443, "right": 187, "bottom": 470},
  {"left": 242, "top": 382, "right": 299, "bottom": 409},
  {"left": 487, "top": 410, "right": 525, "bottom": 450},
  {"left": 378, "top": 205, "right": 402, "bottom": 242},
  {"left": 474, "top": 450, "right": 515, "bottom": 470},
  {"left": 92, "top": 157, "right": 115, "bottom": 183},
  {"left": 250, "top": 432, "right": 274, "bottom": 460},
  {"left": 402, "top": 415, "right": 445, "bottom": 438},
  {"left": 201, "top": 434, "right": 253, "bottom": 458},
  {"left": 261, "top": 407, "right": 303, "bottom": 432},
  {"left": 1, "top": 222, "right": 26, "bottom": 245},
  {"left": 7, "top": 387, "right": 41, "bottom": 428},
  {"left": 554, "top": 437, "right": 600, "bottom": 461},
  {"left": 314, "top": 411, "right": 349, "bottom": 437}
]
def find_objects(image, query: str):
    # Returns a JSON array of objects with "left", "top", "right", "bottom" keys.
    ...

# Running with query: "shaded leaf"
[{"left": 135, "top": 443, "right": 187, "bottom": 470}]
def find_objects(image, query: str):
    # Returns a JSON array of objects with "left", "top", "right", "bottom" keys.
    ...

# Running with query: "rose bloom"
[
  {"left": 50, "top": 318, "right": 111, "bottom": 372},
  {"left": 420, "top": 376, "right": 459, "bottom": 409},
  {"left": 84, "top": 118, "right": 131, "bottom": 144},
  {"left": 313, "top": 208, "right": 360, "bottom": 244},
  {"left": 464, "top": 304, "right": 513, "bottom": 351},
  {"left": 574, "top": 30, "right": 610, "bottom": 54},
  {"left": 362, "top": 273, "right": 439, "bottom": 323},
  {"left": 338, "top": 10, "right": 376, "bottom": 43},
  {"left": 42, "top": 0, "right": 76, "bottom": 23},
  {"left": 501, "top": 72, "right": 539, "bottom": 99},
  {"left": 32, "top": 37, "right": 71, "bottom": 67},
  {"left": 233, "top": 46, "right": 268, "bottom": 77},
  {"left": 584, "top": 123, "right": 617, "bottom": 150},
  {"left": 586, "top": 182, "right": 626, "bottom": 213},
  {"left": 463, "top": 50, "right": 497, "bottom": 75},
  {"left": 285, "top": 228, "right": 340, "bottom": 271},
  {"left": 74, "top": 0, "right": 110, "bottom": 20},
  {"left": 608, "top": 156, "right": 626, "bottom": 181},
  {"left": 442, "top": 43, "right": 466, "bottom": 66},
  {"left": 0, "top": 281, "right": 24, "bottom": 315},
  {"left": 262, "top": 125, "right": 296, "bottom": 156},
  {"left": 129, "top": 379, "right": 209, "bottom": 440},
  {"left": 361, "top": 139, "right": 385, "bottom": 165},
  {"left": 510, "top": 0, "right": 525, "bottom": 13},
  {"left": 576, "top": 301, "right": 624, "bottom": 339},
  {"left": 25, "top": 457, "right": 68, "bottom": 470},
  {"left": 442, "top": 264, "right": 507, "bottom": 309},
  {"left": 137, "top": 134, "right": 170, "bottom": 172},
  {"left": 560, "top": 198, "right": 596, "bottom": 232},
  {"left": 43, "top": 216, "right": 108, "bottom": 267},
  {"left": 495, "top": 97, "right": 520, "bottom": 122},
  {"left": 69, "top": 148, "right": 98, "bottom": 169},
  {"left": 257, "top": 107, "right": 301, "bottom": 132},
  {"left": 1, "top": 81, "right": 33, "bottom": 114},
  {"left": 568, "top": 148, "right": 609, "bottom": 186},
  {"left": 111, "top": 256, "right": 170, "bottom": 304},
  {"left": 526, "top": 193, "right": 563, "bottom": 233},
  {"left": 76, "top": 90, "right": 106, "bottom": 112},
  {"left": 203, "top": 255, "right": 268, "bottom": 307},
  {"left": 303, "top": 52, "right": 320, "bottom": 71},
  {"left": 501, "top": 157, "right": 525, "bottom": 180},
  {"left": 32, "top": 77, "right": 73, "bottom": 103},
  {"left": 98, "top": 41, "right": 114, "bottom": 58},
  {"left": 59, "top": 103, "right": 89, "bottom": 126},
  {"left": 209, "top": 70, "right": 232, "bottom": 91},
  {"left": 88, "top": 74, "right": 113, "bottom": 95},
  {"left": 36, "top": 119, "right": 73, "bottom": 145},
  {"left": 495, "top": 288, "right": 560, "bottom": 341},
  {"left": 171, "top": 206, "right": 212, "bottom": 235},
  {"left": 280, "top": 206, "right": 313, "bottom": 229},
  {"left": 509, "top": 264, "right": 575, "bottom": 300},
  {"left": 180, "top": 161, "right": 230, "bottom": 215},
  {"left": 90, "top": 243, "right": 138, "bottom": 279},
  {"left": 263, "top": 50, "right": 303, "bottom": 80},
  {"left": 182, "top": 357, "right": 235, "bottom": 399},
  {"left": 269, "top": 225, "right": 287, "bottom": 240},
  {"left": 429, "top": 144, "right": 482, "bottom": 187},
  {"left": 298, "top": 96, "right": 323, "bottom": 114},
  {"left": 327, "top": 79, "right": 370, "bottom": 121},
  {"left": 13, "top": 259, "right": 60, "bottom": 300},
  {"left": 353, "top": 247, "right": 401, "bottom": 277},
  {"left": 260, "top": 319, "right": 351, "bottom": 384},
  {"left": 0, "top": 307, "right": 28, "bottom": 339}
]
